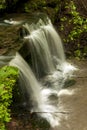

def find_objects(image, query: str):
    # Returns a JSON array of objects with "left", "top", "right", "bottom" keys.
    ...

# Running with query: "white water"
[
  {"left": 23, "top": 18, "right": 76, "bottom": 79},
  {"left": 9, "top": 52, "right": 62, "bottom": 127},
  {"left": 23, "top": 22, "right": 55, "bottom": 78},
  {"left": 9, "top": 52, "right": 42, "bottom": 109},
  {"left": 42, "top": 19, "right": 65, "bottom": 63}
]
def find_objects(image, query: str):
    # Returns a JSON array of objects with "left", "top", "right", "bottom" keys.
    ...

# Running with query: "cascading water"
[
  {"left": 41, "top": 18, "right": 66, "bottom": 63},
  {"left": 0, "top": 14, "right": 77, "bottom": 129},
  {"left": 23, "top": 17, "right": 76, "bottom": 79},
  {"left": 9, "top": 52, "right": 61, "bottom": 127},
  {"left": 22, "top": 22, "right": 56, "bottom": 78},
  {"left": 9, "top": 52, "right": 42, "bottom": 109}
]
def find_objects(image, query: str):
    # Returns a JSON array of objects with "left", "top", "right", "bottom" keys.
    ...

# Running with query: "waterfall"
[
  {"left": 22, "top": 17, "right": 76, "bottom": 79},
  {"left": 23, "top": 21, "right": 56, "bottom": 78},
  {"left": 41, "top": 18, "right": 66, "bottom": 63},
  {"left": 9, "top": 52, "right": 61, "bottom": 127},
  {"left": 9, "top": 52, "right": 42, "bottom": 109},
  {"left": 0, "top": 14, "right": 77, "bottom": 128}
]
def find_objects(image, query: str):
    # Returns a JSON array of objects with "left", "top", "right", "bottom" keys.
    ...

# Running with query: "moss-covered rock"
[{"left": 0, "top": 66, "right": 19, "bottom": 130}]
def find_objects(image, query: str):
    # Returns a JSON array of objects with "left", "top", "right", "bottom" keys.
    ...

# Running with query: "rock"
[{"left": 0, "top": 21, "right": 24, "bottom": 55}]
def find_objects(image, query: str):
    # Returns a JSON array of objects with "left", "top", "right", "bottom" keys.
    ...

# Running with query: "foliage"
[
  {"left": 65, "top": 1, "right": 87, "bottom": 41},
  {"left": 0, "top": 0, "right": 18, "bottom": 11},
  {"left": 0, "top": 66, "right": 19, "bottom": 130},
  {"left": 24, "top": 0, "right": 46, "bottom": 12},
  {"left": 0, "top": 0, "right": 6, "bottom": 10},
  {"left": 24, "top": 0, "right": 61, "bottom": 23},
  {"left": 60, "top": 1, "right": 87, "bottom": 59}
]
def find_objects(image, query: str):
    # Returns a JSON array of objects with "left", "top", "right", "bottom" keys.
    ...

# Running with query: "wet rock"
[
  {"left": 0, "top": 21, "right": 24, "bottom": 55},
  {"left": 0, "top": 13, "right": 49, "bottom": 56}
]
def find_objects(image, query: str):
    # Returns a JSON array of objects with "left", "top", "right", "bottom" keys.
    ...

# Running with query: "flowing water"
[
  {"left": 23, "top": 18, "right": 75, "bottom": 79},
  {"left": 23, "top": 23, "right": 55, "bottom": 78},
  {"left": 9, "top": 52, "right": 61, "bottom": 127},
  {"left": 0, "top": 15, "right": 77, "bottom": 129}
]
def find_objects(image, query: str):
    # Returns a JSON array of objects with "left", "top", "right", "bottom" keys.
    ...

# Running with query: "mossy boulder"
[{"left": 0, "top": 66, "right": 19, "bottom": 129}]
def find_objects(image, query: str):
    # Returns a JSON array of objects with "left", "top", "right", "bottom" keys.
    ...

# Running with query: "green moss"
[{"left": 0, "top": 66, "right": 19, "bottom": 130}]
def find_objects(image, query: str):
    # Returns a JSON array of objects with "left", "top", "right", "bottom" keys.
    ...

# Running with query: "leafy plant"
[
  {"left": 0, "top": 66, "right": 19, "bottom": 130},
  {"left": 24, "top": 0, "right": 47, "bottom": 13},
  {"left": 60, "top": 1, "right": 87, "bottom": 58},
  {"left": 66, "top": 1, "right": 87, "bottom": 41},
  {"left": 0, "top": 0, "right": 6, "bottom": 10}
]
